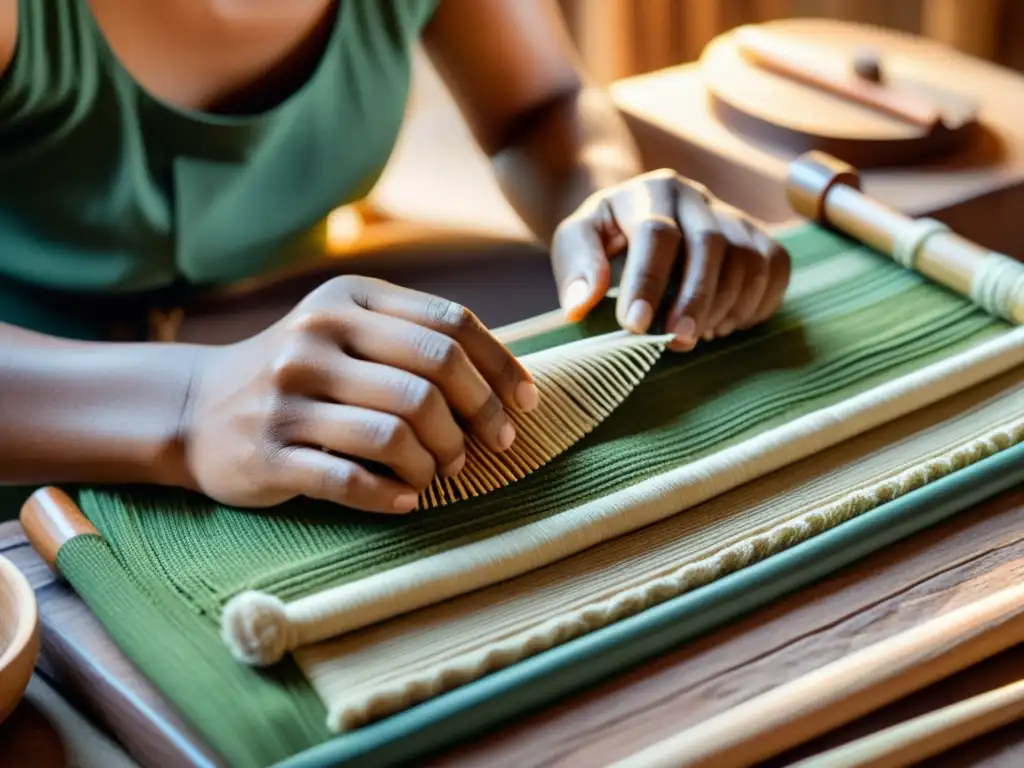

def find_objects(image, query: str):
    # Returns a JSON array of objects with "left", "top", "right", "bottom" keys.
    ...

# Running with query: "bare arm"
[
  {"left": 422, "top": 0, "right": 642, "bottom": 244},
  {"left": 423, "top": 0, "right": 790, "bottom": 349},
  {"left": 0, "top": 323, "right": 201, "bottom": 487}
]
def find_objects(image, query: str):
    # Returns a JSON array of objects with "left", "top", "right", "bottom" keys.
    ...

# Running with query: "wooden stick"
[
  {"left": 786, "top": 151, "right": 1024, "bottom": 325},
  {"left": 734, "top": 27, "right": 942, "bottom": 129},
  {"left": 611, "top": 581, "right": 1024, "bottom": 768},
  {"left": 790, "top": 678, "right": 1024, "bottom": 767},
  {"left": 20, "top": 487, "right": 99, "bottom": 573}
]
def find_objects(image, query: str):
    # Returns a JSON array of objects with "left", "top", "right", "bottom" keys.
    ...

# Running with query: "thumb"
[{"left": 551, "top": 218, "right": 612, "bottom": 323}]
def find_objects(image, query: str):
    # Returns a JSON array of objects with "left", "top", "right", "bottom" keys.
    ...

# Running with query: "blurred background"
[
  {"left": 343, "top": 0, "right": 1018, "bottom": 251},
  {"left": 554, "top": 0, "right": 1016, "bottom": 83}
]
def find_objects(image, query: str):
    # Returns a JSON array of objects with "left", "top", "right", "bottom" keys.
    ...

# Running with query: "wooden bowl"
[{"left": 0, "top": 554, "right": 39, "bottom": 724}]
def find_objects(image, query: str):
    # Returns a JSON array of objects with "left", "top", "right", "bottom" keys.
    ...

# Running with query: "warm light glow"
[{"left": 325, "top": 204, "right": 366, "bottom": 251}]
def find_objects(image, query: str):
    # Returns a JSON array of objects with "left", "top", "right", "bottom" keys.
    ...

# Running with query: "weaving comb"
[
  {"left": 418, "top": 329, "right": 673, "bottom": 509},
  {"left": 222, "top": 328, "right": 673, "bottom": 665}
]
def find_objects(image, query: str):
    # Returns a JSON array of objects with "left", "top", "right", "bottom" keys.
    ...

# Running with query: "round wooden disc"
[{"left": 700, "top": 20, "right": 978, "bottom": 167}]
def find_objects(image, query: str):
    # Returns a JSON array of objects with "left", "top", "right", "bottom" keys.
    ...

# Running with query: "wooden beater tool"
[{"left": 786, "top": 151, "right": 1024, "bottom": 325}]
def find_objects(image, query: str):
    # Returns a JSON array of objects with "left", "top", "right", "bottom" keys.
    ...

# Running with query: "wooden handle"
[
  {"left": 20, "top": 487, "right": 98, "bottom": 571},
  {"left": 786, "top": 151, "right": 1024, "bottom": 325},
  {"left": 612, "top": 581, "right": 1024, "bottom": 768},
  {"left": 734, "top": 27, "right": 942, "bottom": 129},
  {"left": 791, "top": 678, "right": 1024, "bottom": 767}
]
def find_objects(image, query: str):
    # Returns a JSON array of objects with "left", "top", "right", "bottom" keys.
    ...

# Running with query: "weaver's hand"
[
  {"left": 183, "top": 277, "right": 538, "bottom": 514},
  {"left": 551, "top": 169, "right": 791, "bottom": 351}
]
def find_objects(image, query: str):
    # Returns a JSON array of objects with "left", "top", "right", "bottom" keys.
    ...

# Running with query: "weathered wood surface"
[
  {"left": 431, "top": 487, "right": 1024, "bottom": 767},
  {"left": 2, "top": 488, "right": 1024, "bottom": 766}
]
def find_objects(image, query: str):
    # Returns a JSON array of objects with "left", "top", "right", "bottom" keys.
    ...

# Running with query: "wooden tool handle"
[
  {"left": 613, "top": 581, "right": 1024, "bottom": 768},
  {"left": 791, "top": 678, "right": 1024, "bottom": 767},
  {"left": 20, "top": 487, "right": 99, "bottom": 571},
  {"left": 786, "top": 151, "right": 1024, "bottom": 325},
  {"left": 734, "top": 27, "right": 941, "bottom": 129}
]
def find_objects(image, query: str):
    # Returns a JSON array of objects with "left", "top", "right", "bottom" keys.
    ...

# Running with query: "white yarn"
[
  {"left": 970, "top": 251, "right": 1024, "bottom": 323},
  {"left": 222, "top": 325, "right": 1024, "bottom": 666},
  {"left": 890, "top": 218, "right": 949, "bottom": 269},
  {"left": 221, "top": 591, "right": 293, "bottom": 666}
]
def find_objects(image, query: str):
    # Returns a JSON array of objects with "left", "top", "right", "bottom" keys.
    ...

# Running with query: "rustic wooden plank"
[
  {"left": 429, "top": 488, "right": 1024, "bottom": 767},
  {"left": 1, "top": 523, "right": 220, "bottom": 768},
  {"left": 4, "top": 485, "right": 1024, "bottom": 768}
]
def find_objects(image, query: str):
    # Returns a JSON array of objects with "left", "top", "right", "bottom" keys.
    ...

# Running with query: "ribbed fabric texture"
[
  {"left": 78, "top": 226, "right": 1008, "bottom": 615},
  {"left": 60, "top": 224, "right": 1013, "bottom": 766},
  {"left": 56, "top": 535, "right": 331, "bottom": 768}
]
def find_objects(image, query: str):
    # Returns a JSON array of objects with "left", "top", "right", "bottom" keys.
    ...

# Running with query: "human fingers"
[
  {"left": 666, "top": 187, "right": 727, "bottom": 351},
  {"left": 743, "top": 229, "right": 792, "bottom": 329},
  {"left": 611, "top": 172, "right": 683, "bottom": 334},
  {"left": 284, "top": 403, "right": 437, "bottom": 493},
  {"left": 339, "top": 308, "right": 517, "bottom": 454},
  {"left": 276, "top": 446, "right": 422, "bottom": 514},
  {"left": 314, "top": 355, "right": 467, "bottom": 477},
  {"left": 550, "top": 195, "right": 615, "bottom": 323},
  {"left": 340, "top": 279, "right": 539, "bottom": 413}
]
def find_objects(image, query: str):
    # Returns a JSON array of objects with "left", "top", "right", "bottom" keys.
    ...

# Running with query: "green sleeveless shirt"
[{"left": 0, "top": 0, "right": 438, "bottom": 338}]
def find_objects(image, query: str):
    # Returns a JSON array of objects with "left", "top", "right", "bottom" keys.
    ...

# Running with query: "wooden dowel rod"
[
  {"left": 734, "top": 27, "right": 941, "bottom": 128},
  {"left": 611, "top": 581, "right": 1024, "bottom": 768},
  {"left": 20, "top": 487, "right": 99, "bottom": 572},
  {"left": 790, "top": 678, "right": 1024, "bottom": 768},
  {"left": 786, "top": 151, "right": 1024, "bottom": 325}
]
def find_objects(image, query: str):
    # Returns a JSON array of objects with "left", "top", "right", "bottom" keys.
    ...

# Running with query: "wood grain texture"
[
  {"left": 19, "top": 488, "right": 98, "bottom": 571},
  {"left": 0, "top": 676, "right": 139, "bottom": 767},
  {"left": 5, "top": 488, "right": 1024, "bottom": 766},
  {"left": 429, "top": 487, "right": 1024, "bottom": 767},
  {"left": 618, "top": 580, "right": 1024, "bottom": 767},
  {"left": 786, "top": 678, "right": 1024, "bottom": 767},
  {"left": 0, "top": 524, "right": 221, "bottom": 768},
  {"left": 0, "top": 552, "right": 39, "bottom": 726},
  {"left": 610, "top": 20, "right": 1024, "bottom": 257}
]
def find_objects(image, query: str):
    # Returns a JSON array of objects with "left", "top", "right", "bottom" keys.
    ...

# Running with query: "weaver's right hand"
[{"left": 180, "top": 276, "right": 539, "bottom": 514}]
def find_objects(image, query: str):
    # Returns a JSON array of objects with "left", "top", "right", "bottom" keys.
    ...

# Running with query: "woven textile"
[{"left": 55, "top": 224, "right": 1022, "bottom": 767}]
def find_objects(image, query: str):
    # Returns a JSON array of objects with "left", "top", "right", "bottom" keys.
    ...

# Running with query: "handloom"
[{"left": 20, "top": 151, "right": 1024, "bottom": 768}]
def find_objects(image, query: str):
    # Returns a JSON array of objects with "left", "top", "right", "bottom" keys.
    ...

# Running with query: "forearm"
[
  {"left": 490, "top": 85, "right": 643, "bottom": 244},
  {"left": 0, "top": 323, "right": 204, "bottom": 488}
]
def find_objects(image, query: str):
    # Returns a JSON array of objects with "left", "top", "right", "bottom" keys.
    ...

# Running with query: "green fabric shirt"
[
  {"left": 0, "top": 0, "right": 438, "bottom": 521},
  {"left": 0, "top": 0, "right": 438, "bottom": 338}
]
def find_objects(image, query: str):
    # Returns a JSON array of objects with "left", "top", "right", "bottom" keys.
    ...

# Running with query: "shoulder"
[{"left": 0, "top": 0, "right": 16, "bottom": 78}]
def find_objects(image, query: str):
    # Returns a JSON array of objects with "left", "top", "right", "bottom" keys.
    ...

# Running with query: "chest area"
[{"left": 85, "top": 0, "right": 339, "bottom": 115}]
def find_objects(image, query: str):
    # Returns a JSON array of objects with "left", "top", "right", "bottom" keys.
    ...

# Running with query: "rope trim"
[{"left": 317, "top": 418, "right": 1024, "bottom": 732}]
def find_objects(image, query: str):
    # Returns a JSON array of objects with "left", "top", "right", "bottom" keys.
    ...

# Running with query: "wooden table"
[
  {"left": 2, "top": 486, "right": 1023, "bottom": 767},
  {"left": 7, "top": 21, "right": 1024, "bottom": 765}
]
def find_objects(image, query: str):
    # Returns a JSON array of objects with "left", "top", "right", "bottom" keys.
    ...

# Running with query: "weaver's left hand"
[{"left": 550, "top": 169, "right": 791, "bottom": 351}]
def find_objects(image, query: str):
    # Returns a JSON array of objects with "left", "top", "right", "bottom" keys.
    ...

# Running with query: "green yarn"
[
  {"left": 55, "top": 224, "right": 1014, "bottom": 767},
  {"left": 78, "top": 226, "right": 1008, "bottom": 619}
]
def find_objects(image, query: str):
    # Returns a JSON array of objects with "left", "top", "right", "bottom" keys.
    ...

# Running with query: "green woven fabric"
[{"left": 55, "top": 224, "right": 1013, "bottom": 767}]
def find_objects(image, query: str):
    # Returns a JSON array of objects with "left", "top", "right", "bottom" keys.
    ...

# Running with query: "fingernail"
[
  {"left": 625, "top": 300, "right": 654, "bottom": 333},
  {"left": 515, "top": 380, "right": 540, "bottom": 410},
  {"left": 717, "top": 319, "right": 736, "bottom": 337},
  {"left": 393, "top": 493, "right": 419, "bottom": 513},
  {"left": 562, "top": 278, "right": 590, "bottom": 315},
  {"left": 672, "top": 315, "right": 696, "bottom": 344},
  {"left": 702, "top": 329, "right": 715, "bottom": 342},
  {"left": 498, "top": 422, "right": 515, "bottom": 451},
  {"left": 442, "top": 454, "right": 466, "bottom": 477},
  {"left": 667, "top": 337, "right": 696, "bottom": 353}
]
